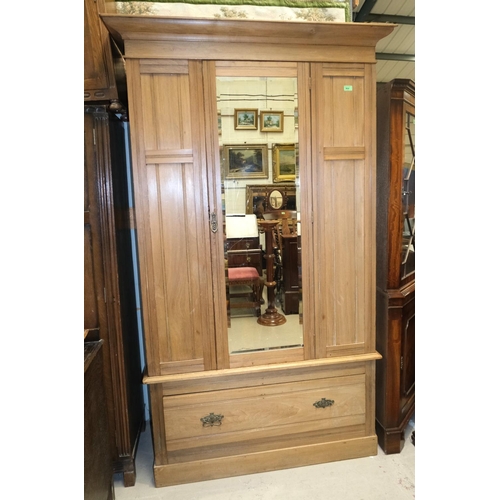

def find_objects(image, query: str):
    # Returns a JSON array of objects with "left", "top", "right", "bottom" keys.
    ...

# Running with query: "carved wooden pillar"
[{"left": 257, "top": 220, "right": 286, "bottom": 326}]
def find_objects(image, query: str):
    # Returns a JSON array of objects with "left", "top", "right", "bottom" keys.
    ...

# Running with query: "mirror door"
[{"left": 215, "top": 62, "right": 306, "bottom": 368}]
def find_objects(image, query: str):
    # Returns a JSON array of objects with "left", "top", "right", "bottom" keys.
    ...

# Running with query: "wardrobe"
[{"left": 101, "top": 13, "right": 395, "bottom": 487}]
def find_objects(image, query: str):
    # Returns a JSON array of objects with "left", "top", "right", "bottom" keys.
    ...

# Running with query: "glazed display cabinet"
[
  {"left": 375, "top": 79, "right": 415, "bottom": 454},
  {"left": 101, "top": 12, "right": 394, "bottom": 487}
]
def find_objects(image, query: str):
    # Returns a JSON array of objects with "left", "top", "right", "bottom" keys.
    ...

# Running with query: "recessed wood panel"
[
  {"left": 140, "top": 72, "right": 192, "bottom": 152},
  {"left": 131, "top": 66, "right": 216, "bottom": 373},
  {"left": 145, "top": 161, "right": 207, "bottom": 363},
  {"left": 84, "top": 113, "right": 101, "bottom": 329},
  {"left": 323, "top": 76, "right": 365, "bottom": 147},
  {"left": 84, "top": 224, "right": 99, "bottom": 327},
  {"left": 312, "top": 66, "right": 370, "bottom": 355}
]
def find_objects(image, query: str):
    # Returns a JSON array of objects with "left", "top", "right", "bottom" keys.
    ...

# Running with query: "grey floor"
[{"left": 114, "top": 418, "right": 415, "bottom": 500}]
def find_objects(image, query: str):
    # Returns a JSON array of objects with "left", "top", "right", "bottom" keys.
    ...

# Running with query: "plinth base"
[{"left": 257, "top": 310, "right": 286, "bottom": 326}]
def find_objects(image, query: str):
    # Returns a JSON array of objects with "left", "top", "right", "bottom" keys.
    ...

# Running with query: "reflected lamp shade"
[{"left": 226, "top": 214, "right": 259, "bottom": 238}]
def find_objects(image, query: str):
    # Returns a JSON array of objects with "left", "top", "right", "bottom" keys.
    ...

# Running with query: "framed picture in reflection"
[
  {"left": 260, "top": 110, "right": 284, "bottom": 132},
  {"left": 234, "top": 109, "right": 258, "bottom": 130},
  {"left": 272, "top": 143, "right": 296, "bottom": 183},
  {"left": 223, "top": 144, "right": 269, "bottom": 180}
]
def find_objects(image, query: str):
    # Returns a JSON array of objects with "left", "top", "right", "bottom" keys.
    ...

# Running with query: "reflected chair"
[
  {"left": 227, "top": 266, "right": 262, "bottom": 318},
  {"left": 225, "top": 214, "right": 263, "bottom": 320}
]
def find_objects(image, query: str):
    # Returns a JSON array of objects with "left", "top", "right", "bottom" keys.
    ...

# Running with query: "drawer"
[
  {"left": 163, "top": 374, "right": 366, "bottom": 460},
  {"left": 227, "top": 251, "right": 261, "bottom": 271},
  {"left": 226, "top": 237, "right": 259, "bottom": 251}
]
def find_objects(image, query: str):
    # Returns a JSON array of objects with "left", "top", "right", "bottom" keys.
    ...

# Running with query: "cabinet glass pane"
[
  {"left": 401, "top": 111, "right": 415, "bottom": 279},
  {"left": 217, "top": 75, "right": 303, "bottom": 355}
]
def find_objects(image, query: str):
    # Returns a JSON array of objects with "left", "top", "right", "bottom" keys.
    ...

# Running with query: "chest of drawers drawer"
[
  {"left": 163, "top": 373, "right": 366, "bottom": 463},
  {"left": 226, "top": 237, "right": 262, "bottom": 274},
  {"left": 227, "top": 250, "right": 262, "bottom": 272}
]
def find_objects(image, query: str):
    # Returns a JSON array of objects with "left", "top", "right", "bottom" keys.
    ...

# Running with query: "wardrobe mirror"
[{"left": 217, "top": 71, "right": 303, "bottom": 358}]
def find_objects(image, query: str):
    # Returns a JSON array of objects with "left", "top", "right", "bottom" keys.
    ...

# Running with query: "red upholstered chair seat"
[
  {"left": 228, "top": 267, "right": 259, "bottom": 280},
  {"left": 226, "top": 267, "right": 262, "bottom": 319}
]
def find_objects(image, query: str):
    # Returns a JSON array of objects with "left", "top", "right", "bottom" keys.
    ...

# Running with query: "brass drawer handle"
[
  {"left": 313, "top": 398, "right": 334, "bottom": 409},
  {"left": 200, "top": 412, "right": 224, "bottom": 427}
]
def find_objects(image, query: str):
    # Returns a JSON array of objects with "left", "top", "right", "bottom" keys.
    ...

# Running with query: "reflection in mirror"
[
  {"left": 245, "top": 184, "right": 295, "bottom": 217},
  {"left": 217, "top": 73, "right": 302, "bottom": 359},
  {"left": 268, "top": 189, "right": 284, "bottom": 209}
]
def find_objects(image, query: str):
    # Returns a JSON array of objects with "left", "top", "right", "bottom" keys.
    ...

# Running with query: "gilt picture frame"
[
  {"left": 272, "top": 143, "right": 297, "bottom": 182},
  {"left": 260, "top": 110, "right": 284, "bottom": 132},
  {"left": 234, "top": 109, "right": 258, "bottom": 130},
  {"left": 245, "top": 184, "right": 297, "bottom": 216},
  {"left": 222, "top": 144, "right": 269, "bottom": 180}
]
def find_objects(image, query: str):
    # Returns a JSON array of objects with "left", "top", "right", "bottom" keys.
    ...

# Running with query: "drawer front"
[
  {"left": 226, "top": 237, "right": 259, "bottom": 251},
  {"left": 163, "top": 374, "right": 365, "bottom": 444},
  {"left": 227, "top": 251, "right": 261, "bottom": 270}
]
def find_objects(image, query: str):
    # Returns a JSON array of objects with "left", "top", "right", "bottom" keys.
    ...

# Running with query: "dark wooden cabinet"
[
  {"left": 84, "top": 340, "right": 115, "bottom": 500},
  {"left": 375, "top": 79, "right": 415, "bottom": 454},
  {"left": 84, "top": 0, "right": 119, "bottom": 102},
  {"left": 280, "top": 234, "right": 300, "bottom": 314},
  {"left": 84, "top": 105, "right": 144, "bottom": 485},
  {"left": 226, "top": 237, "right": 262, "bottom": 275}
]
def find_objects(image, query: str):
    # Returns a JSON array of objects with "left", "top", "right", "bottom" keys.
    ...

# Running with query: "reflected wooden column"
[{"left": 257, "top": 220, "right": 286, "bottom": 326}]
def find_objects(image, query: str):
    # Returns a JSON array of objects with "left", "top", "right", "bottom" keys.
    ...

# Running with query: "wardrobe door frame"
[
  {"left": 126, "top": 58, "right": 218, "bottom": 378},
  {"left": 310, "top": 62, "right": 377, "bottom": 359},
  {"left": 205, "top": 60, "right": 316, "bottom": 369}
]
